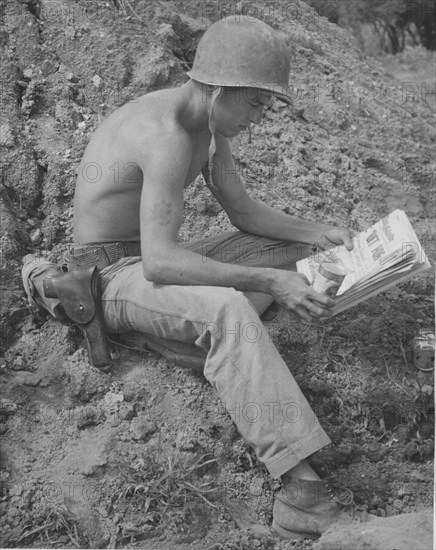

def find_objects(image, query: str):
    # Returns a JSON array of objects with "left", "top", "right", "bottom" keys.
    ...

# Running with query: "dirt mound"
[
  {"left": 0, "top": 1, "right": 434, "bottom": 548},
  {"left": 313, "top": 509, "right": 433, "bottom": 550}
]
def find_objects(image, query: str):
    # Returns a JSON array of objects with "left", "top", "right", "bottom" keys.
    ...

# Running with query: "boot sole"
[{"left": 272, "top": 519, "right": 319, "bottom": 540}]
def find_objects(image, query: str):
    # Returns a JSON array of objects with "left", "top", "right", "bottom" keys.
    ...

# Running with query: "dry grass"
[
  {"left": 4, "top": 504, "right": 83, "bottom": 548},
  {"left": 110, "top": 446, "right": 220, "bottom": 543}
]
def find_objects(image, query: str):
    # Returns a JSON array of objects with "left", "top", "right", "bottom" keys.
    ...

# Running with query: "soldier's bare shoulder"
[
  {"left": 97, "top": 88, "right": 188, "bottom": 143},
  {"left": 78, "top": 87, "right": 194, "bottom": 181}
]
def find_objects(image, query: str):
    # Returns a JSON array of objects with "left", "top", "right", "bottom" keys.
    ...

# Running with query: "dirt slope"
[{"left": 0, "top": 1, "right": 434, "bottom": 548}]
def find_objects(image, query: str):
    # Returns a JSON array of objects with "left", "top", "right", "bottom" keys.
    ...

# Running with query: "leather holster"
[{"left": 43, "top": 267, "right": 112, "bottom": 371}]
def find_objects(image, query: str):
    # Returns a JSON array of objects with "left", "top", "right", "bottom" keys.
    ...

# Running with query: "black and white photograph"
[{"left": 0, "top": 1, "right": 434, "bottom": 548}]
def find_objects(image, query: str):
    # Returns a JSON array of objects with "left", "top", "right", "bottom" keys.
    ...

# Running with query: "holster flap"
[{"left": 43, "top": 267, "right": 98, "bottom": 324}]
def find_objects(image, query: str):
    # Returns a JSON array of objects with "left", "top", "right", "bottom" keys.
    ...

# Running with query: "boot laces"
[{"left": 325, "top": 481, "right": 354, "bottom": 506}]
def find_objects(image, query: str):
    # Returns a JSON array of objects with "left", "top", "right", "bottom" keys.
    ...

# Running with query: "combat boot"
[{"left": 272, "top": 478, "right": 376, "bottom": 539}]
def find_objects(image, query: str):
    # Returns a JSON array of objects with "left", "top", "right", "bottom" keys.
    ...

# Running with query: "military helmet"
[{"left": 187, "top": 16, "right": 292, "bottom": 104}]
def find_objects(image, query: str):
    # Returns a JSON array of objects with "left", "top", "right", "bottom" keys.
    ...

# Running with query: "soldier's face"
[{"left": 214, "top": 88, "right": 272, "bottom": 137}]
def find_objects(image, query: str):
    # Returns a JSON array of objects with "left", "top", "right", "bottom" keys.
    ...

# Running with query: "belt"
[{"left": 66, "top": 241, "right": 141, "bottom": 270}]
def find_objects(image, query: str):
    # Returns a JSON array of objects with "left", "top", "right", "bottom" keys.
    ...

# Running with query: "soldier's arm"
[
  {"left": 207, "top": 134, "right": 352, "bottom": 250},
  {"left": 137, "top": 131, "right": 332, "bottom": 321}
]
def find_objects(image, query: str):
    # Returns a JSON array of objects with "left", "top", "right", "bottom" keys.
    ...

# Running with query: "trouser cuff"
[{"left": 266, "top": 426, "right": 332, "bottom": 479}]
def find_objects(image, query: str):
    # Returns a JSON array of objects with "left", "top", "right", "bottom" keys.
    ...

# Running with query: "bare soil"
[{"left": 0, "top": 1, "right": 434, "bottom": 549}]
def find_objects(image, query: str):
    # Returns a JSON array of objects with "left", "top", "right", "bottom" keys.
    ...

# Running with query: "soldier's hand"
[
  {"left": 270, "top": 271, "right": 335, "bottom": 322},
  {"left": 316, "top": 227, "right": 354, "bottom": 251}
]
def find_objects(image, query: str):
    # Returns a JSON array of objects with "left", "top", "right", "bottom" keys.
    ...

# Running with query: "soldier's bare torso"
[{"left": 73, "top": 86, "right": 211, "bottom": 244}]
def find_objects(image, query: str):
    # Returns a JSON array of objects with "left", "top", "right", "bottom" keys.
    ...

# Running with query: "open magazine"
[{"left": 297, "top": 210, "right": 432, "bottom": 315}]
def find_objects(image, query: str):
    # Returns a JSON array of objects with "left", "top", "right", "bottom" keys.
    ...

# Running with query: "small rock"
[
  {"left": 104, "top": 391, "right": 124, "bottom": 406},
  {"left": 30, "top": 227, "right": 42, "bottom": 245},
  {"left": 23, "top": 68, "right": 33, "bottom": 79},
  {"left": 0, "top": 399, "right": 18, "bottom": 415},
  {"left": 365, "top": 445, "right": 386, "bottom": 463},
  {"left": 20, "top": 373, "right": 42, "bottom": 387},
  {"left": 76, "top": 406, "right": 104, "bottom": 429},
  {"left": 41, "top": 59, "right": 59, "bottom": 75},
  {"left": 394, "top": 425, "right": 411, "bottom": 444},
  {"left": 410, "top": 469, "right": 426, "bottom": 481},
  {"left": 155, "top": 23, "right": 175, "bottom": 41},
  {"left": 369, "top": 495, "right": 382, "bottom": 508},
  {"left": 118, "top": 403, "right": 136, "bottom": 421},
  {"left": 0, "top": 470, "right": 10, "bottom": 483},
  {"left": 65, "top": 72, "right": 78, "bottom": 82},
  {"left": 0, "top": 124, "right": 14, "bottom": 148},
  {"left": 393, "top": 498, "right": 405, "bottom": 511},
  {"left": 7, "top": 505, "right": 19, "bottom": 518},
  {"left": 39, "top": 377, "right": 51, "bottom": 388},
  {"left": 249, "top": 478, "right": 263, "bottom": 496},
  {"left": 122, "top": 386, "right": 137, "bottom": 402},
  {"left": 10, "top": 355, "right": 26, "bottom": 370},
  {"left": 397, "top": 485, "right": 411, "bottom": 498},
  {"left": 319, "top": 172, "right": 336, "bottom": 186},
  {"left": 129, "top": 413, "right": 156, "bottom": 441},
  {"left": 258, "top": 151, "right": 278, "bottom": 164},
  {"left": 279, "top": 131, "right": 293, "bottom": 143},
  {"left": 92, "top": 74, "right": 102, "bottom": 88}
]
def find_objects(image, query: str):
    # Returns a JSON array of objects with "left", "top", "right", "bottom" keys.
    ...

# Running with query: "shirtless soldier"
[{"left": 23, "top": 16, "right": 374, "bottom": 539}]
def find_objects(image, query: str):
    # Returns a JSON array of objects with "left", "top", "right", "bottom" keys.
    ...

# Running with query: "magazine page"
[
  {"left": 333, "top": 259, "right": 431, "bottom": 314},
  {"left": 297, "top": 210, "right": 430, "bottom": 302}
]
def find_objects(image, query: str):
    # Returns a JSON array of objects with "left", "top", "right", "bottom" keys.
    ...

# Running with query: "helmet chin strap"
[{"left": 205, "top": 86, "right": 222, "bottom": 190}]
